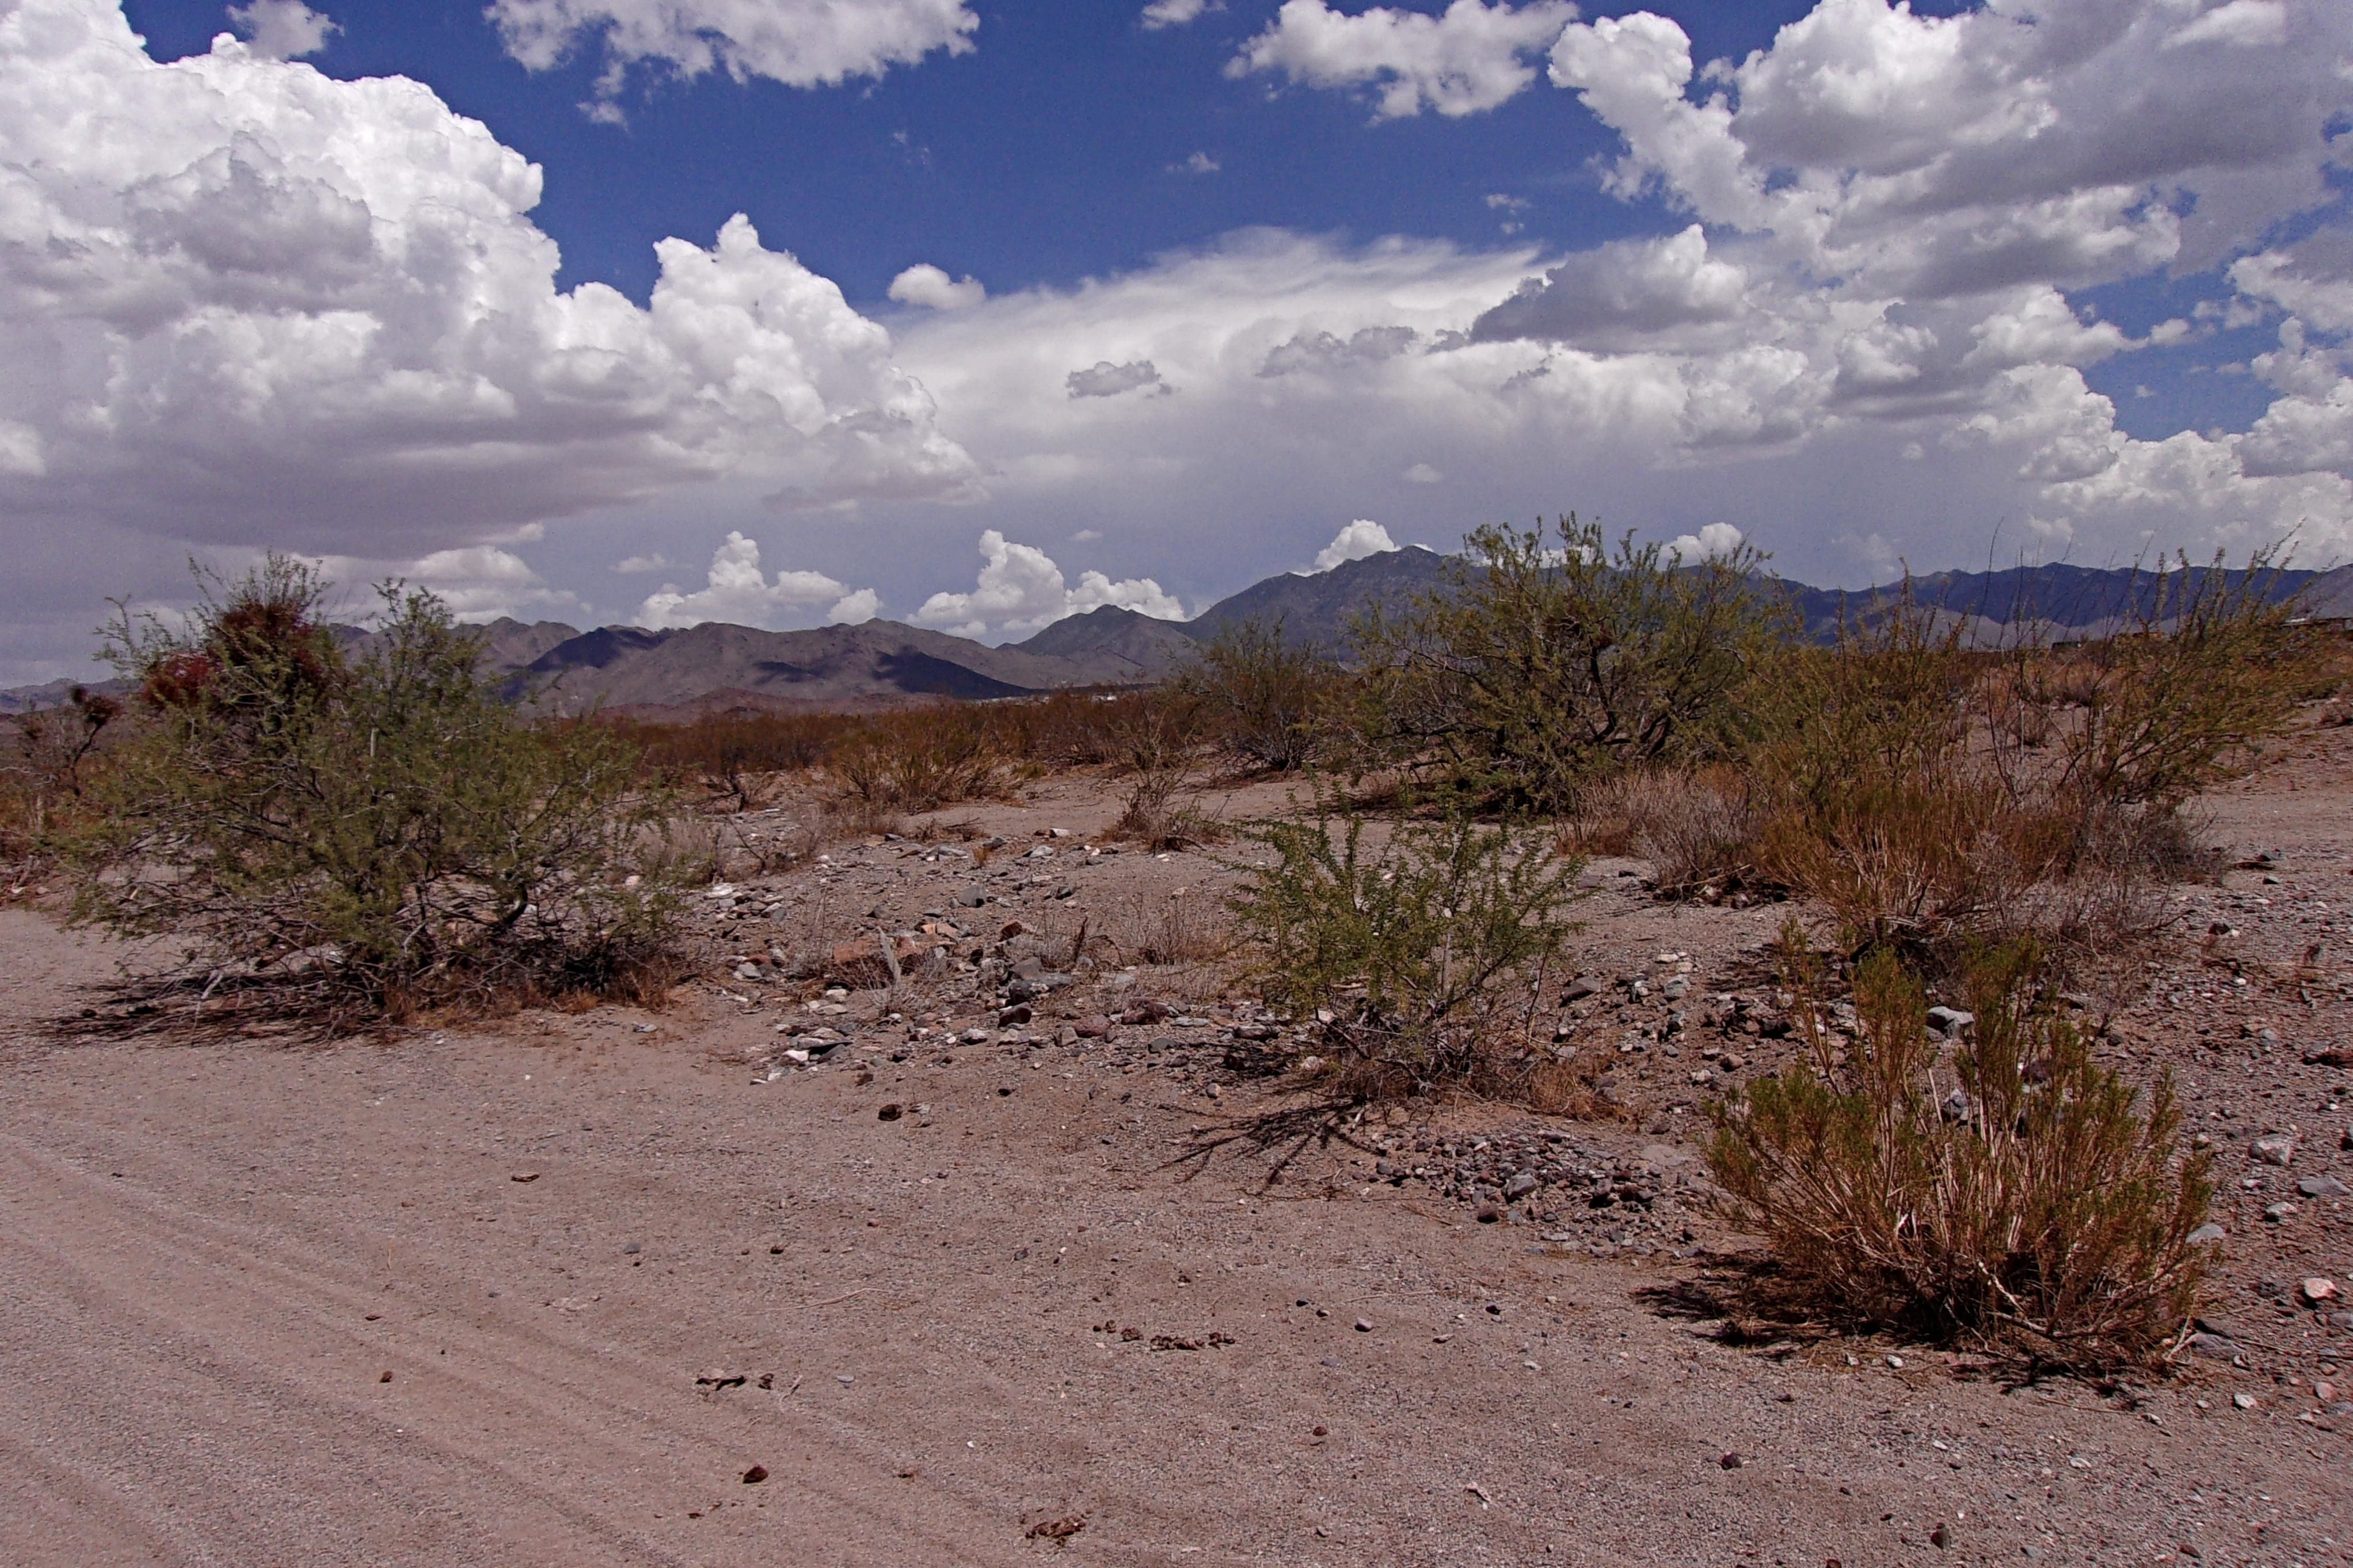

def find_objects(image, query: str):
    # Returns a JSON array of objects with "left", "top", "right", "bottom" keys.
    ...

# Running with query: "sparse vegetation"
[
  {"left": 1707, "top": 930, "right": 2212, "bottom": 1370},
  {"left": 1229, "top": 795, "right": 1586, "bottom": 1102},
  {"left": 67, "top": 560, "right": 683, "bottom": 1024}
]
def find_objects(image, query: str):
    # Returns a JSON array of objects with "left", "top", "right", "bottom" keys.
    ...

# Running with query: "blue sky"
[{"left": 3, "top": 0, "right": 2350, "bottom": 678}]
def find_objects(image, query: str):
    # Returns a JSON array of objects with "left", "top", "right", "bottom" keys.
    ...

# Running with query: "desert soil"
[{"left": 3, "top": 739, "right": 2351, "bottom": 1566}]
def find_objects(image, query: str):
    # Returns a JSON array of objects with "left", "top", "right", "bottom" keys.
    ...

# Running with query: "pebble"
[
  {"left": 2186, "top": 1222, "right": 2226, "bottom": 1246},
  {"left": 2250, "top": 1134, "right": 2297, "bottom": 1166},
  {"left": 1354, "top": 1318, "right": 1374, "bottom": 1333},
  {"left": 2264, "top": 1201, "right": 2300, "bottom": 1223},
  {"left": 2299, "top": 1277, "right": 2340, "bottom": 1306},
  {"left": 2232, "top": 1392, "right": 2257, "bottom": 1410},
  {"left": 2298, "top": 1174, "right": 2351, "bottom": 1199}
]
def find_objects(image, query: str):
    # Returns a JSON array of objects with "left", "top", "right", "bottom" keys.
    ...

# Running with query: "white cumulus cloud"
[
  {"left": 1663, "top": 521, "right": 1743, "bottom": 563},
  {"left": 487, "top": 0, "right": 978, "bottom": 112},
  {"left": 316, "top": 543, "right": 584, "bottom": 623},
  {"left": 634, "top": 531, "right": 879, "bottom": 631},
  {"left": 226, "top": 0, "right": 337, "bottom": 59},
  {"left": 0, "top": 0, "right": 977, "bottom": 566},
  {"left": 1309, "top": 519, "right": 1399, "bottom": 571},
  {"left": 916, "top": 530, "right": 1182, "bottom": 638},
  {"left": 1230, "top": 0, "right": 1578, "bottom": 120},
  {"left": 889, "top": 263, "right": 987, "bottom": 310}
]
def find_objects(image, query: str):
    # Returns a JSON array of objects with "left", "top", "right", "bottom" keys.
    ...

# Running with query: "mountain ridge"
[{"left": 7, "top": 555, "right": 2346, "bottom": 718}]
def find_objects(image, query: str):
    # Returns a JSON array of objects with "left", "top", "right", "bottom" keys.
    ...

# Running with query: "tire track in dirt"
[{"left": 0, "top": 1130, "right": 1047, "bottom": 1566}]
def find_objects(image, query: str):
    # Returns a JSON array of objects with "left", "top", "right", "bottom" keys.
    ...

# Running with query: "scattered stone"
[
  {"left": 1718, "top": 1452, "right": 1743, "bottom": 1470},
  {"left": 1354, "top": 1318, "right": 1374, "bottom": 1333},
  {"left": 2298, "top": 1174, "right": 2351, "bottom": 1199},
  {"left": 2300, "top": 1277, "right": 2340, "bottom": 1306},
  {"left": 741, "top": 1465, "right": 768, "bottom": 1485},
  {"left": 2187, "top": 1333, "right": 2240, "bottom": 1361},
  {"left": 1075, "top": 1016, "right": 1111, "bottom": 1039},
  {"left": 2232, "top": 1392, "right": 2257, "bottom": 1410},
  {"left": 2251, "top": 1134, "right": 2297, "bottom": 1166},
  {"left": 955, "top": 887, "right": 989, "bottom": 908},
  {"left": 1926, "top": 1005, "right": 1973, "bottom": 1036},
  {"left": 2264, "top": 1201, "right": 2300, "bottom": 1223},
  {"left": 877, "top": 1103, "right": 904, "bottom": 1122},
  {"left": 1562, "top": 975, "right": 1605, "bottom": 1002},
  {"left": 1026, "top": 1515, "right": 1086, "bottom": 1542},
  {"left": 509, "top": 1171, "right": 541, "bottom": 1184},
  {"left": 2186, "top": 1223, "right": 2226, "bottom": 1246},
  {"left": 620, "top": 1241, "right": 642, "bottom": 1254}
]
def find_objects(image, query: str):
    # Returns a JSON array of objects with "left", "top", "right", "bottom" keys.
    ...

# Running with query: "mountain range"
[{"left": 7, "top": 549, "right": 2348, "bottom": 719}]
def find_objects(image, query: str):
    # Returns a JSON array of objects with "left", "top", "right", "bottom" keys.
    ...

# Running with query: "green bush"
[
  {"left": 1707, "top": 933, "right": 2211, "bottom": 1369},
  {"left": 1229, "top": 796, "right": 1585, "bottom": 1100},
  {"left": 1353, "top": 515, "right": 1790, "bottom": 812},
  {"left": 1176, "top": 616, "right": 1338, "bottom": 772},
  {"left": 71, "top": 560, "right": 680, "bottom": 1021}
]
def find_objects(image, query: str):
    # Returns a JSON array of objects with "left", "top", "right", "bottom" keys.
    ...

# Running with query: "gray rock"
[
  {"left": 2298, "top": 1174, "right": 2351, "bottom": 1199},
  {"left": 2187, "top": 1332, "right": 2240, "bottom": 1361},
  {"left": 2186, "top": 1222, "right": 2227, "bottom": 1246},
  {"left": 1940, "top": 1089, "right": 1972, "bottom": 1124},
  {"left": 1504, "top": 1172, "right": 1540, "bottom": 1200},
  {"left": 1926, "top": 1006, "right": 1974, "bottom": 1035},
  {"left": 734, "top": 962, "right": 764, "bottom": 982},
  {"left": 2250, "top": 1134, "right": 2297, "bottom": 1166},
  {"left": 1562, "top": 975, "right": 1605, "bottom": 1002},
  {"left": 955, "top": 887, "right": 989, "bottom": 907},
  {"left": 2264, "top": 1201, "right": 2299, "bottom": 1223}
]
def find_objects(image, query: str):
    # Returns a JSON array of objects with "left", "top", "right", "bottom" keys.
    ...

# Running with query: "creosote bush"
[
  {"left": 1353, "top": 515, "right": 1790, "bottom": 812},
  {"left": 829, "top": 706, "right": 1003, "bottom": 812},
  {"left": 1229, "top": 793, "right": 1586, "bottom": 1102},
  {"left": 1176, "top": 617, "right": 1339, "bottom": 772},
  {"left": 1707, "top": 929, "right": 2211, "bottom": 1369},
  {"left": 70, "top": 560, "right": 682, "bottom": 1023}
]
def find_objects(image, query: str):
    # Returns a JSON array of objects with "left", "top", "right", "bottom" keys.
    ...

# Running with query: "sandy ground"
[{"left": 3, "top": 741, "right": 2350, "bottom": 1566}]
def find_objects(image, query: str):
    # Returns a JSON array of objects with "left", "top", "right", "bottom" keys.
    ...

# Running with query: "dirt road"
[{"left": 3, "top": 890, "right": 2343, "bottom": 1567}]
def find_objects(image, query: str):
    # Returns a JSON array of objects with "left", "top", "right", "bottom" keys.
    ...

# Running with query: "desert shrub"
[
  {"left": 69, "top": 561, "right": 681, "bottom": 1022},
  {"left": 615, "top": 711, "right": 859, "bottom": 811},
  {"left": 1353, "top": 515, "right": 1791, "bottom": 812},
  {"left": 1, "top": 685, "right": 122, "bottom": 881},
  {"left": 1569, "top": 765, "right": 1761, "bottom": 895},
  {"left": 987, "top": 689, "right": 1135, "bottom": 768},
  {"left": 1176, "top": 617, "right": 1338, "bottom": 772},
  {"left": 1981, "top": 550, "right": 2324, "bottom": 848},
  {"left": 1108, "top": 697, "right": 1221, "bottom": 850},
  {"left": 1746, "top": 559, "right": 2323, "bottom": 967},
  {"left": 831, "top": 706, "right": 1002, "bottom": 812},
  {"left": 1707, "top": 933, "right": 2211, "bottom": 1369},
  {"left": 1229, "top": 798, "right": 1584, "bottom": 1099}
]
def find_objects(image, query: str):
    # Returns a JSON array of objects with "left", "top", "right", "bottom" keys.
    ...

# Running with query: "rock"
[
  {"left": 1926, "top": 1005, "right": 1974, "bottom": 1035},
  {"left": 1075, "top": 1016, "right": 1112, "bottom": 1039},
  {"left": 1504, "top": 1172, "right": 1539, "bottom": 1200},
  {"left": 1662, "top": 977, "right": 1690, "bottom": 1001},
  {"left": 1474, "top": 1202, "right": 1505, "bottom": 1223},
  {"left": 2187, "top": 1332, "right": 2240, "bottom": 1361},
  {"left": 2250, "top": 1134, "right": 2297, "bottom": 1166},
  {"left": 1718, "top": 1452, "right": 1743, "bottom": 1470},
  {"left": 877, "top": 1103, "right": 903, "bottom": 1121},
  {"left": 2299, "top": 1047, "right": 2351, "bottom": 1067},
  {"left": 1562, "top": 975, "right": 1605, "bottom": 1002},
  {"left": 734, "top": 962, "right": 764, "bottom": 982},
  {"left": 997, "top": 1004, "right": 1033, "bottom": 1028},
  {"left": 2299, "top": 1174, "right": 2351, "bottom": 1199},
  {"left": 2232, "top": 1392, "right": 2257, "bottom": 1410},
  {"left": 2264, "top": 1201, "right": 2299, "bottom": 1223},
  {"left": 1940, "top": 1089, "right": 1971, "bottom": 1123},
  {"left": 1354, "top": 1318, "right": 1374, "bottom": 1333},
  {"left": 1294, "top": 1055, "right": 1326, "bottom": 1077},
  {"left": 2186, "top": 1223, "right": 2227, "bottom": 1246},
  {"left": 741, "top": 1464, "right": 769, "bottom": 1485},
  {"left": 2300, "top": 1277, "right": 2340, "bottom": 1306},
  {"left": 955, "top": 887, "right": 989, "bottom": 908}
]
